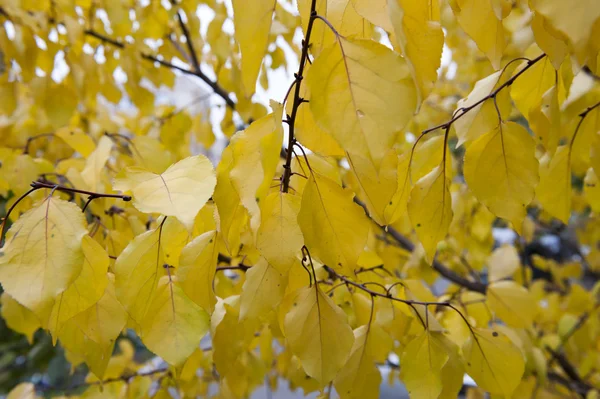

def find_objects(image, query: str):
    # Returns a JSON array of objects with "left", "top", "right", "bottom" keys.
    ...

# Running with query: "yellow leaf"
[
  {"left": 55, "top": 127, "right": 95, "bottom": 157},
  {"left": 288, "top": 68, "right": 345, "bottom": 158},
  {"left": 570, "top": 103, "right": 600, "bottom": 175},
  {"left": 327, "top": 0, "right": 374, "bottom": 40},
  {"left": 399, "top": 331, "right": 452, "bottom": 399},
  {"left": 454, "top": 70, "right": 511, "bottom": 146},
  {"left": 229, "top": 104, "right": 284, "bottom": 232},
  {"left": 510, "top": 57, "right": 557, "bottom": 121},
  {"left": 213, "top": 145, "right": 247, "bottom": 255},
  {"left": 0, "top": 293, "right": 40, "bottom": 343},
  {"left": 463, "top": 122, "right": 539, "bottom": 231},
  {"left": 385, "top": 136, "right": 448, "bottom": 223},
  {"left": 59, "top": 276, "right": 127, "bottom": 379},
  {"left": 408, "top": 165, "right": 453, "bottom": 262},
  {"left": 450, "top": 0, "right": 506, "bottom": 69},
  {"left": 334, "top": 325, "right": 391, "bottom": 399},
  {"left": 298, "top": 173, "right": 370, "bottom": 275},
  {"left": 131, "top": 136, "right": 174, "bottom": 174},
  {"left": 140, "top": 275, "right": 209, "bottom": 366},
  {"left": 347, "top": 149, "right": 398, "bottom": 226},
  {"left": 584, "top": 167, "right": 600, "bottom": 212},
  {"left": 487, "top": 281, "right": 537, "bottom": 328},
  {"left": 350, "top": 0, "right": 393, "bottom": 31},
  {"left": 256, "top": 192, "right": 303, "bottom": 273},
  {"left": 114, "top": 223, "right": 184, "bottom": 324},
  {"left": 388, "top": 0, "right": 444, "bottom": 105},
  {"left": 528, "top": 85, "right": 561, "bottom": 155},
  {"left": 0, "top": 197, "right": 87, "bottom": 322},
  {"left": 463, "top": 328, "right": 525, "bottom": 397},
  {"left": 536, "top": 145, "right": 571, "bottom": 223},
  {"left": 530, "top": 0, "right": 600, "bottom": 60},
  {"left": 81, "top": 135, "right": 113, "bottom": 192},
  {"left": 113, "top": 155, "right": 216, "bottom": 229},
  {"left": 531, "top": 13, "right": 568, "bottom": 69},
  {"left": 48, "top": 235, "right": 109, "bottom": 340},
  {"left": 177, "top": 230, "right": 218, "bottom": 313},
  {"left": 283, "top": 285, "right": 354, "bottom": 385},
  {"left": 232, "top": 0, "right": 276, "bottom": 96},
  {"left": 2, "top": 153, "right": 45, "bottom": 196},
  {"left": 307, "top": 37, "right": 416, "bottom": 172},
  {"left": 488, "top": 244, "right": 520, "bottom": 282},
  {"left": 239, "top": 258, "right": 287, "bottom": 322},
  {"left": 439, "top": 334, "right": 466, "bottom": 399}
]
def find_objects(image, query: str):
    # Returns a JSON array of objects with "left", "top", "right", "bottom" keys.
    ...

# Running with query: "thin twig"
[
  {"left": 421, "top": 54, "right": 546, "bottom": 136},
  {"left": 82, "top": 28, "right": 236, "bottom": 110},
  {"left": 23, "top": 133, "right": 55, "bottom": 154},
  {"left": 39, "top": 367, "right": 169, "bottom": 393}
]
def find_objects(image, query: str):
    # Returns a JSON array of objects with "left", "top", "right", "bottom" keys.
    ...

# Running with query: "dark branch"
[
  {"left": 385, "top": 226, "right": 488, "bottom": 294},
  {"left": 83, "top": 29, "right": 236, "bottom": 110},
  {"left": 281, "top": 1, "right": 318, "bottom": 193}
]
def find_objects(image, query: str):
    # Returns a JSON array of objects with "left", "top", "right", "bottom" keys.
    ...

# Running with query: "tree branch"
[
  {"left": 173, "top": 8, "right": 201, "bottom": 73},
  {"left": 83, "top": 28, "right": 236, "bottom": 110},
  {"left": 38, "top": 367, "right": 169, "bottom": 393},
  {"left": 384, "top": 226, "right": 488, "bottom": 294},
  {"left": 281, "top": 0, "right": 317, "bottom": 193}
]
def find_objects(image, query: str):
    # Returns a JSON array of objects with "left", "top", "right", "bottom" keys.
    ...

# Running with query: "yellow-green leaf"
[
  {"left": 177, "top": 230, "right": 218, "bottom": 313},
  {"left": 114, "top": 222, "right": 185, "bottom": 324},
  {"left": 59, "top": 276, "right": 127, "bottom": 379},
  {"left": 48, "top": 235, "right": 109, "bottom": 341},
  {"left": 0, "top": 293, "right": 40, "bottom": 343},
  {"left": 113, "top": 155, "right": 216, "bottom": 229},
  {"left": 0, "top": 197, "right": 87, "bottom": 321},
  {"left": 140, "top": 275, "right": 209, "bottom": 366}
]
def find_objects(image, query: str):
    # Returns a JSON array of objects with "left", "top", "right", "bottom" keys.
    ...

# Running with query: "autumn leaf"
[
  {"left": 298, "top": 173, "right": 370, "bottom": 275},
  {"left": 0, "top": 197, "right": 87, "bottom": 322},
  {"left": 282, "top": 285, "right": 354, "bottom": 385},
  {"left": 307, "top": 37, "right": 417, "bottom": 172},
  {"left": 113, "top": 155, "right": 216, "bottom": 229},
  {"left": 464, "top": 121, "right": 539, "bottom": 231},
  {"left": 463, "top": 328, "right": 525, "bottom": 397}
]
